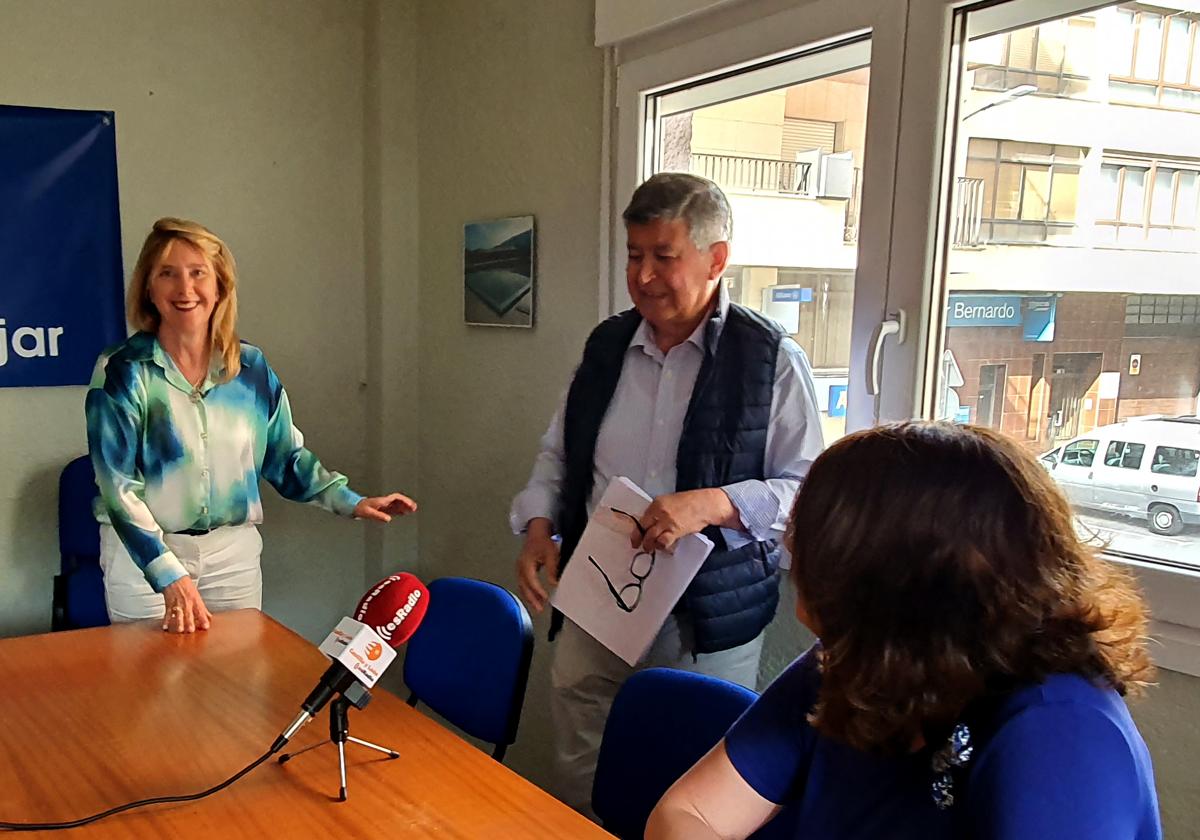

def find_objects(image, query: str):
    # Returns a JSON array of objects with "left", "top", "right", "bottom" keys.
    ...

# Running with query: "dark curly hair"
[{"left": 788, "top": 421, "right": 1153, "bottom": 754}]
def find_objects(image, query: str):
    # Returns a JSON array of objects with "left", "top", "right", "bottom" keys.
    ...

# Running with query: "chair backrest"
[
  {"left": 59, "top": 455, "right": 100, "bottom": 566},
  {"left": 402, "top": 577, "right": 533, "bottom": 761},
  {"left": 592, "top": 667, "right": 758, "bottom": 840},
  {"left": 54, "top": 455, "right": 108, "bottom": 630}
]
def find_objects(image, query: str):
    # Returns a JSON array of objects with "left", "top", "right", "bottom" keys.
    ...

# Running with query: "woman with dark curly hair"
[{"left": 647, "top": 421, "right": 1160, "bottom": 840}]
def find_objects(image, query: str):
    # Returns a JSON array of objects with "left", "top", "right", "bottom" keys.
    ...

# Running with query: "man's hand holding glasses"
[{"left": 633, "top": 488, "right": 741, "bottom": 553}]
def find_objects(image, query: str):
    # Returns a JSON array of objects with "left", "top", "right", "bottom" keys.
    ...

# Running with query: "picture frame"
[{"left": 463, "top": 215, "right": 535, "bottom": 328}]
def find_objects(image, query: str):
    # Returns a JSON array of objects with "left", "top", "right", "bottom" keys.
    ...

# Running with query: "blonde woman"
[{"left": 86, "top": 218, "right": 415, "bottom": 633}]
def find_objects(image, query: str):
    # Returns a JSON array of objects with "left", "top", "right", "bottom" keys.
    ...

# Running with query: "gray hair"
[{"left": 622, "top": 172, "right": 732, "bottom": 249}]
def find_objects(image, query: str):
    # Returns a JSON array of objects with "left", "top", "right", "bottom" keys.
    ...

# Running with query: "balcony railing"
[
  {"left": 691, "top": 153, "right": 812, "bottom": 195},
  {"left": 952, "top": 176, "right": 987, "bottom": 248}
]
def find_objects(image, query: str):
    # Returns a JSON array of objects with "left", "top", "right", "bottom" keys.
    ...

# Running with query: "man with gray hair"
[{"left": 510, "top": 172, "right": 824, "bottom": 816}]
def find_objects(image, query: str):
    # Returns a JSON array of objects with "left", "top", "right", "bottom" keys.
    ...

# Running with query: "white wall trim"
[
  {"left": 596, "top": 0, "right": 742, "bottom": 47},
  {"left": 599, "top": 46, "right": 617, "bottom": 324}
]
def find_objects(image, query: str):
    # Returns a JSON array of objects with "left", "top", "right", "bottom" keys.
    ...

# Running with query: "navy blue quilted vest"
[{"left": 554, "top": 303, "right": 784, "bottom": 654}]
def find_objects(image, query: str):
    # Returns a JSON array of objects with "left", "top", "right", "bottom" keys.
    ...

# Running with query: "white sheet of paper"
[{"left": 551, "top": 476, "right": 713, "bottom": 666}]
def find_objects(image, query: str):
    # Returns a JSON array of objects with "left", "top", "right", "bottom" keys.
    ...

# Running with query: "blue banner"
[
  {"left": 771, "top": 287, "right": 813, "bottom": 303},
  {"left": 946, "top": 293, "right": 1057, "bottom": 342},
  {"left": 828, "top": 384, "right": 847, "bottom": 418},
  {"left": 1022, "top": 296, "right": 1056, "bottom": 342},
  {"left": 946, "top": 294, "right": 1023, "bottom": 327},
  {"left": 1, "top": 105, "right": 124, "bottom": 387}
]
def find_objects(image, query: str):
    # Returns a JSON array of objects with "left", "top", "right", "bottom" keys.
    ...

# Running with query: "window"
[
  {"left": 1125, "top": 294, "right": 1200, "bottom": 329},
  {"left": 1097, "top": 158, "right": 1200, "bottom": 246},
  {"left": 1109, "top": 6, "right": 1200, "bottom": 110},
  {"left": 1152, "top": 445, "right": 1200, "bottom": 477},
  {"left": 643, "top": 39, "right": 871, "bottom": 445},
  {"left": 1104, "top": 440, "right": 1146, "bottom": 469},
  {"left": 964, "top": 139, "right": 1084, "bottom": 242},
  {"left": 935, "top": 4, "right": 1200, "bottom": 582},
  {"left": 968, "top": 16, "right": 1095, "bottom": 96},
  {"left": 615, "top": 0, "right": 1200, "bottom": 669},
  {"left": 1062, "top": 439, "right": 1099, "bottom": 466}
]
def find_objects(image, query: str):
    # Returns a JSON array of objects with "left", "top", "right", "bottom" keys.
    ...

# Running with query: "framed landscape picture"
[{"left": 463, "top": 215, "right": 535, "bottom": 328}]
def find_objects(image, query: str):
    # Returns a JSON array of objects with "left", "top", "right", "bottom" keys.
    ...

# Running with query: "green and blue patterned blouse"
[{"left": 86, "top": 332, "right": 362, "bottom": 592}]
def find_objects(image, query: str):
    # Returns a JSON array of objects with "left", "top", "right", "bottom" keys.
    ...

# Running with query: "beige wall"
[
  {"left": 412, "top": 0, "right": 604, "bottom": 788},
  {"left": 367, "top": 0, "right": 423, "bottom": 584},
  {"left": 690, "top": 73, "right": 869, "bottom": 163},
  {"left": 0, "top": 0, "right": 405, "bottom": 643},
  {"left": 692, "top": 91, "right": 787, "bottom": 157}
]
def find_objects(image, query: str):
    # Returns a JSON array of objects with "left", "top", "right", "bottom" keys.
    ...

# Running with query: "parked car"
[{"left": 1040, "top": 416, "right": 1200, "bottom": 536}]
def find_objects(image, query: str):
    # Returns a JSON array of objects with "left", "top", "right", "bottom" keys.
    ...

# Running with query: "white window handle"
[{"left": 866, "top": 310, "right": 907, "bottom": 396}]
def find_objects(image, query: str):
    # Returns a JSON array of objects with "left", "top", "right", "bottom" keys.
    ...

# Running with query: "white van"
[{"left": 1040, "top": 417, "right": 1200, "bottom": 536}]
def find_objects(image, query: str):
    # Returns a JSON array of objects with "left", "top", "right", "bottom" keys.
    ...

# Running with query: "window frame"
[
  {"left": 967, "top": 17, "right": 1094, "bottom": 98},
  {"left": 1097, "top": 155, "right": 1200, "bottom": 242},
  {"left": 965, "top": 138, "right": 1084, "bottom": 242},
  {"left": 1104, "top": 439, "right": 1147, "bottom": 469},
  {"left": 1108, "top": 5, "right": 1200, "bottom": 112}
]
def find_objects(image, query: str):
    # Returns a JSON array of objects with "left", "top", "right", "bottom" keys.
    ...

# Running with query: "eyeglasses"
[{"left": 588, "top": 507, "right": 656, "bottom": 613}]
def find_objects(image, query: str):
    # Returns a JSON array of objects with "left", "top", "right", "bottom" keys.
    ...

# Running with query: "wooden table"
[{"left": 0, "top": 610, "right": 612, "bottom": 838}]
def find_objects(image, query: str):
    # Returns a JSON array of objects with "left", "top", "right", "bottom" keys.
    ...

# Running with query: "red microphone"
[
  {"left": 274, "top": 574, "right": 430, "bottom": 750},
  {"left": 354, "top": 573, "right": 430, "bottom": 644}
]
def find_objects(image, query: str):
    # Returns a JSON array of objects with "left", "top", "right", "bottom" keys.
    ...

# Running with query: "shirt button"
[
  {"left": 200, "top": 432, "right": 208, "bottom": 441},
  {"left": 201, "top": 506, "right": 208, "bottom": 515},
  {"left": 201, "top": 469, "right": 209, "bottom": 478},
  {"left": 650, "top": 470, "right": 658, "bottom": 478}
]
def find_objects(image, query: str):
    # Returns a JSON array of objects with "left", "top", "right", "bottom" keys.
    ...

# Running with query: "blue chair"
[
  {"left": 402, "top": 577, "right": 533, "bottom": 762},
  {"left": 592, "top": 668, "right": 759, "bottom": 839},
  {"left": 52, "top": 455, "right": 109, "bottom": 631}
]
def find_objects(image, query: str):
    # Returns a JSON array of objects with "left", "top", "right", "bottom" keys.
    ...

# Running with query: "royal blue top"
[{"left": 725, "top": 648, "right": 1161, "bottom": 839}]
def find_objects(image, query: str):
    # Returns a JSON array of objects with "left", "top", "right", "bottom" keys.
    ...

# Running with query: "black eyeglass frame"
[{"left": 587, "top": 507, "right": 656, "bottom": 613}]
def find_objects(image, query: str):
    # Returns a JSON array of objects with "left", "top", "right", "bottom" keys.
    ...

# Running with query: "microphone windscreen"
[{"left": 354, "top": 573, "right": 430, "bottom": 648}]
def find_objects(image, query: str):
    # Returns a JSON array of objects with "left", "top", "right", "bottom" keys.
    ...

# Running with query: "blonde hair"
[{"left": 127, "top": 218, "right": 241, "bottom": 381}]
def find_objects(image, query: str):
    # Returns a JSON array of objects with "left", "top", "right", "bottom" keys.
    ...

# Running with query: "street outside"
[{"left": 1074, "top": 511, "right": 1200, "bottom": 568}]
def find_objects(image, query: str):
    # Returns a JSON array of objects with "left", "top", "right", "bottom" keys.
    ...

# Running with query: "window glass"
[
  {"left": 1121, "top": 167, "right": 1147, "bottom": 223},
  {"left": 1151, "top": 168, "right": 1176, "bottom": 225},
  {"left": 1021, "top": 166, "right": 1051, "bottom": 220},
  {"left": 1111, "top": 8, "right": 1136, "bottom": 77},
  {"left": 1105, "top": 440, "right": 1146, "bottom": 469},
  {"left": 1063, "top": 439, "right": 1099, "bottom": 467},
  {"left": 1177, "top": 171, "right": 1199, "bottom": 227},
  {"left": 1050, "top": 167, "right": 1079, "bottom": 222},
  {"left": 652, "top": 54, "right": 871, "bottom": 444},
  {"left": 941, "top": 4, "right": 1200, "bottom": 570},
  {"left": 1153, "top": 446, "right": 1200, "bottom": 477},
  {"left": 1165, "top": 17, "right": 1191, "bottom": 83},
  {"left": 1134, "top": 13, "right": 1164, "bottom": 80}
]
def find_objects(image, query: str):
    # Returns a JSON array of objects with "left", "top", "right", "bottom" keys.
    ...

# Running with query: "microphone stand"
[{"left": 277, "top": 683, "right": 401, "bottom": 801}]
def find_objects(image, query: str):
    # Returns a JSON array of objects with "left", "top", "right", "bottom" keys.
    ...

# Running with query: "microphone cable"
[{"left": 0, "top": 739, "right": 285, "bottom": 832}]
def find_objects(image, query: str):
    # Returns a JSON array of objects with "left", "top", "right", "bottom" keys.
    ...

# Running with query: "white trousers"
[
  {"left": 549, "top": 615, "right": 764, "bottom": 819},
  {"left": 99, "top": 524, "right": 264, "bottom": 622}
]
